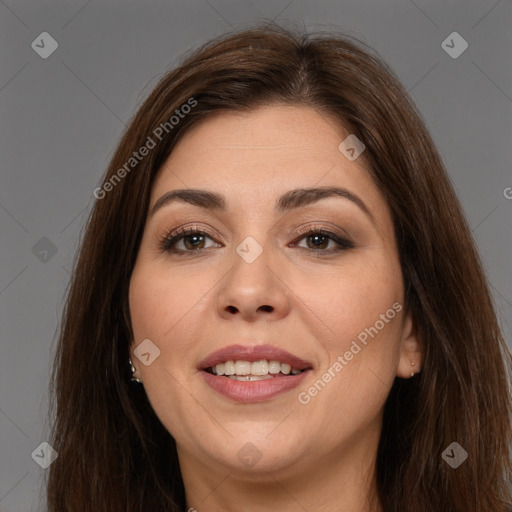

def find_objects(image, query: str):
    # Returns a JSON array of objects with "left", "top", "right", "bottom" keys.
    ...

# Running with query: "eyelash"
[{"left": 158, "top": 224, "right": 354, "bottom": 256}]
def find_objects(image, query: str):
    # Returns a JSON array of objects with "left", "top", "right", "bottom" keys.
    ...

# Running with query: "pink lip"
[
  {"left": 201, "top": 370, "right": 311, "bottom": 403},
  {"left": 198, "top": 344, "right": 312, "bottom": 371}
]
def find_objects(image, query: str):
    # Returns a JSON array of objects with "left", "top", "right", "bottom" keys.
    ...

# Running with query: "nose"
[{"left": 215, "top": 247, "right": 291, "bottom": 322}]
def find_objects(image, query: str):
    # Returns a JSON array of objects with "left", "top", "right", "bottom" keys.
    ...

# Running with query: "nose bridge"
[{"left": 216, "top": 235, "right": 290, "bottom": 320}]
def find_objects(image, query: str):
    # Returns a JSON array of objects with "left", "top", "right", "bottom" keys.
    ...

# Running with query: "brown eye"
[
  {"left": 182, "top": 233, "right": 207, "bottom": 250},
  {"left": 160, "top": 228, "right": 220, "bottom": 253},
  {"left": 293, "top": 229, "right": 353, "bottom": 253},
  {"left": 305, "top": 233, "right": 330, "bottom": 250}
]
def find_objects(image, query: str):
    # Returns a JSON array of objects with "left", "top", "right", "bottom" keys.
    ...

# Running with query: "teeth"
[
  {"left": 268, "top": 360, "right": 281, "bottom": 374},
  {"left": 235, "top": 360, "right": 251, "bottom": 375},
  {"left": 251, "top": 360, "right": 268, "bottom": 376},
  {"left": 223, "top": 361, "right": 235, "bottom": 375},
  {"left": 211, "top": 359, "right": 304, "bottom": 377}
]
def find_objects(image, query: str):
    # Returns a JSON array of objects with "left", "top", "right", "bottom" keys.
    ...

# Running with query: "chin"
[{"left": 205, "top": 431, "right": 308, "bottom": 473}]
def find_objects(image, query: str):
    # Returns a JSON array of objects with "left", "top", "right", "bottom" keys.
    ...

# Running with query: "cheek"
[
  {"left": 297, "top": 303, "right": 402, "bottom": 437},
  {"left": 299, "top": 263, "right": 404, "bottom": 409},
  {"left": 129, "top": 262, "right": 205, "bottom": 342},
  {"left": 293, "top": 258, "right": 403, "bottom": 351},
  {"left": 128, "top": 264, "right": 212, "bottom": 439},
  {"left": 292, "top": 258, "right": 404, "bottom": 421},
  {"left": 128, "top": 261, "right": 224, "bottom": 384}
]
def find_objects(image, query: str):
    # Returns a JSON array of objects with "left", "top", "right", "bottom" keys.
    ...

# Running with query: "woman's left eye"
[{"left": 292, "top": 230, "right": 354, "bottom": 252}]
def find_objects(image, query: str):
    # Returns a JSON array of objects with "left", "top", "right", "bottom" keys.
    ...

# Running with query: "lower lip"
[{"left": 201, "top": 370, "right": 310, "bottom": 403}]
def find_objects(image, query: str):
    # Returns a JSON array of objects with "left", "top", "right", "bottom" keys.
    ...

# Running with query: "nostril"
[{"left": 224, "top": 305, "right": 273, "bottom": 314}]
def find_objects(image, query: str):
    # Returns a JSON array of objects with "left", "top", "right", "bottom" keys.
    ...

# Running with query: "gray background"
[{"left": 1, "top": 0, "right": 511, "bottom": 510}]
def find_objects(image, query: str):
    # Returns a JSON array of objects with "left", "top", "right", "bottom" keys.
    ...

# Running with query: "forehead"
[{"left": 150, "top": 105, "right": 385, "bottom": 216}]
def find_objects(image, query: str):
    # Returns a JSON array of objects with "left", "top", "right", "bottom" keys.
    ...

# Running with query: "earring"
[
  {"left": 129, "top": 357, "right": 142, "bottom": 383},
  {"left": 411, "top": 360, "right": 416, "bottom": 377}
]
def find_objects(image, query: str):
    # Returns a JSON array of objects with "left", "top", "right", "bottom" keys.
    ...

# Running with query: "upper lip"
[{"left": 198, "top": 344, "right": 313, "bottom": 371}]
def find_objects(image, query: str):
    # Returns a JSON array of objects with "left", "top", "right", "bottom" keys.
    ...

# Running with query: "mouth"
[{"left": 198, "top": 344, "right": 313, "bottom": 402}]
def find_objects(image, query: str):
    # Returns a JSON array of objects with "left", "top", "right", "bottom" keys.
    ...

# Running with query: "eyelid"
[
  {"left": 167, "top": 224, "right": 218, "bottom": 239},
  {"left": 293, "top": 223, "right": 350, "bottom": 239},
  {"left": 293, "top": 222, "right": 353, "bottom": 241}
]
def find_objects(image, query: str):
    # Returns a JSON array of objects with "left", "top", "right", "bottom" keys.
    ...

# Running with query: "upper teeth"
[{"left": 211, "top": 360, "right": 303, "bottom": 376}]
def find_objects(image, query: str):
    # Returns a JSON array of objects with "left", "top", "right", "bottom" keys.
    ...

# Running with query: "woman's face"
[{"left": 129, "top": 105, "right": 420, "bottom": 479}]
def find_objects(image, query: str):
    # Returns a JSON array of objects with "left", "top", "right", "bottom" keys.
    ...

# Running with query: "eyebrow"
[{"left": 149, "top": 186, "right": 374, "bottom": 223}]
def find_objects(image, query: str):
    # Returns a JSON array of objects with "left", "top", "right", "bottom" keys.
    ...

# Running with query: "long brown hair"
[{"left": 47, "top": 22, "right": 512, "bottom": 511}]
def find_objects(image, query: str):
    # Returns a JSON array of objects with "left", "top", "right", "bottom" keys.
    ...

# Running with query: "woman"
[{"left": 47, "top": 23, "right": 512, "bottom": 511}]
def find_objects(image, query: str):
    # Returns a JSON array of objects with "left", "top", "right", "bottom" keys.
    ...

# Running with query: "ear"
[{"left": 396, "top": 308, "right": 423, "bottom": 379}]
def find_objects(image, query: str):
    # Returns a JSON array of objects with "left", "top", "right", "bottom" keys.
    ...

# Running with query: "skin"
[{"left": 129, "top": 105, "right": 422, "bottom": 512}]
